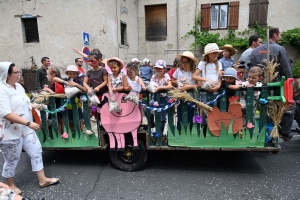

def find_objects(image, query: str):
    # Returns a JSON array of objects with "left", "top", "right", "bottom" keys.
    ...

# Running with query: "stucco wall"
[
  {"left": 0, "top": 0, "right": 298, "bottom": 70},
  {"left": 138, "top": 0, "right": 300, "bottom": 65},
  {"left": 0, "top": 0, "right": 139, "bottom": 70}
]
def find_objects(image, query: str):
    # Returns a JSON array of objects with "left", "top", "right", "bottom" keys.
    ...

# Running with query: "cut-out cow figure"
[{"left": 101, "top": 93, "right": 142, "bottom": 150}]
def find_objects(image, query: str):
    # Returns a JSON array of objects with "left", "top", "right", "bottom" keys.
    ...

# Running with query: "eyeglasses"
[{"left": 12, "top": 71, "right": 21, "bottom": 74}]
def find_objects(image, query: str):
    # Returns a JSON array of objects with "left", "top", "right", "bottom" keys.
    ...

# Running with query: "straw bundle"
[
  {"left": 168, "top": 89, "right": 212, "bottom": 114},
  {"left": 31, "top": 92, "right": 66, "bottom": 104},
  {"left": 267, "top": 101, "right": 290, "bottom": 138},
  {"left": 259, "top": 59, "right": 279, "bottom": 83}
]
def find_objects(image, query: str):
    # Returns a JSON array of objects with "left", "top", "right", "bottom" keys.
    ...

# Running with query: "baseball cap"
[
  {"left": 154, "top": 60, "right": 167, "bottom": 68},
  {"left": 131, "top": 58, "right": 141, "bottom": 63}
]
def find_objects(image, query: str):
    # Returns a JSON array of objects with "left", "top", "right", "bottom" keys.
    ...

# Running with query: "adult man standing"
[
  {"left": 250, "top": 27, "right": 295, "bottom": 141},
  {"left": 35, "top": 57, "right": 50, "bottom": 90},
  {"left": 240, "top": 35, "right": 262, "bottom": 77},
  {"left": 75, "top": 58, "right": 85, "bottom": 75}
]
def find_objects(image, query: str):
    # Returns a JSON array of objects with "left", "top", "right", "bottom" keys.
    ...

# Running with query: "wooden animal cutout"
[
  {"left": 100, "top": 93, "right": 142, "bottom": 150},
  {"left": 207, "top": 96, "right": 243, "bottom": 136}
]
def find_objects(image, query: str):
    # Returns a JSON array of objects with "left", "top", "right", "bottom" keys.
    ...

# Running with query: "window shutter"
[
  {"left": 258, "top": 0, "right": 269, "bottom": 26},
  {"left": 201, "top": 4, "right": 211, "bottom": 31},
  {"left": 228, "top": 1, "right": 239, "bottom": 30},
  {"left": 249, "top": 0, "right": 268, "bottom": 28},
  {"left": 145, "top": 4, "right": 167, "bottom": 41}
]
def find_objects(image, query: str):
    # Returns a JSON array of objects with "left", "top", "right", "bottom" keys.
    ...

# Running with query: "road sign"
[
  {"left": 82, "top": 31, "right": 90, "bottom": 46},
  {"left": 82, "top": 46, "right": 90, "bottom": 63}
]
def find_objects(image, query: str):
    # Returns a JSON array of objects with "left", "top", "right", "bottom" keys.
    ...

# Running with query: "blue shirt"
[
  {"left": 219, "top": 57, "right": 234, "bottom": 71},
  {"left": 139, "top": 65, "right": 153, "bottom": 81},
  {"left": 62, "top": 78, "right": 83, "bottom": 86}
]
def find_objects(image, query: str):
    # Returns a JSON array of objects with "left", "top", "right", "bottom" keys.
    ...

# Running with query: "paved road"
[{"left": 1, "top": 138, "right": 300, "bottom": 200}]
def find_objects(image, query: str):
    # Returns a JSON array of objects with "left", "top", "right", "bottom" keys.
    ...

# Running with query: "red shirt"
[{"left": 77, "top": 67, "right": 85, "bottom": 74}]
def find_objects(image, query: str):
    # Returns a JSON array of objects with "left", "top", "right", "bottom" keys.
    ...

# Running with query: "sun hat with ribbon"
[
  {"left": 223, "top": 67, "right": 238, "bottom": 80},
  {"left": 65, "top": 65, "right": 80, "bottom": 75},
  {"left": 177, "top": 51, "right": 198, "bottom": 63},
  {"left": 202, "top": 43, "right": 223, "bottom": 56},
  {"left": 219, "top": 44, "right": 237, "bottom": 56},
  {"left": 107, "top": 57, "right": 125, "bottom": 69},
  {"left": 0, "top": 62, "right": 12, "bottom": 82}
]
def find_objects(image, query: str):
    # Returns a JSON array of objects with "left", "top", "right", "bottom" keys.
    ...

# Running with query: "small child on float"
[
  {"left": 148, "top": 60, "right": 173, "bottom": 134},
  {"left": 43, "top": 67, "right": 65, "bottom": 136},
  {"left": 53, "top": 65, "right": 87, "bottom": 139},
  {"left": 124, "top": 62, "right": 146, "bottom": 105},
  {"left": 106, "top": 57, "right": 126, "bottom": 112},
  {"left": 219, "top": 44, "right": 236, "bottom": 72},
  {"left": 83, "top": 49, "right": 108, "bottom": 118}
]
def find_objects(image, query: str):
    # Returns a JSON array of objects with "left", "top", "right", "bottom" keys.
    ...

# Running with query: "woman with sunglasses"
[{"left": 0, "top": 62, "right": 59, "bottom": 195}]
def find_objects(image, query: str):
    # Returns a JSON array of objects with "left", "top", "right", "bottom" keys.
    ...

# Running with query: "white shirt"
[
  {"left": 127, "top": 76, "right": 141, "bottom": 92},
  {"left": 197, "top": 61, "right": 222, "bottom": 84},
  {"left": 0, "top": 82, "right": 33, "bottom": 142}
]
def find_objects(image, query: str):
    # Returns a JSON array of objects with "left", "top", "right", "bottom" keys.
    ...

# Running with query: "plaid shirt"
[{"left": 35, "top": 66, "right": 49, "bottom": 90}]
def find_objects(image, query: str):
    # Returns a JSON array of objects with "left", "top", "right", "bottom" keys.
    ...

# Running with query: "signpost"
[
  {"left": 82, "top": 46, "right": 90, "bottom": 70},
  {"left": 82, "top": 31, "right": 90, "bottom": 46}
]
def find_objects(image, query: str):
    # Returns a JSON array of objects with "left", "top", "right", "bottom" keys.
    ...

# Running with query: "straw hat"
[
  {"left": 65, "top": 65, "right": 80, "bottom": 75},
  {"left": 101, "top": 59, "right": 108, "bottom": 64},
  {"left": 107, "top": 57, "right": 124, "bottom": 69},
  {"left": 219, "top": 44, "right": 236, "bottom": 56},
  {"left": 202, "top": 43, "right": 223, "bottom": 56},
  {"left": 177, "top": 51, "right": 198, "bottom": 63}
]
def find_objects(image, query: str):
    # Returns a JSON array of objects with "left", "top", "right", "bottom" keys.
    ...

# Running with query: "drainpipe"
[
  {"left": 116, "top": 0, "right": 119, "bottom": 57},
  {"left": 176, "top": 0, "right": 179, "bottom": 55}
]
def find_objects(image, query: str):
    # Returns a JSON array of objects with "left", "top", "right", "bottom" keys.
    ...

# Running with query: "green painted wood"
[
  {"left": 154, "top": 93, "right": 162, "bottom": 145},
  {"left": 49, "top": 97, "right": 59, "bottom": 138},
  {"left": 167, "top": 103, "right": 175, "bottom": 137},
  {"left": 71, "top": 96, "right": 81, "bottom": 139},
  {"left": 219, "top": 88, "right": 227, "bottom": 112},
  {"left": 181, "top": 101, "right": 189, "bottom": 133},
  {"left": 60, "top": 98, "right": 70, "bottom": 133},
  {"left": 246, "top": 88, "right": 254, "bottom": 138},
  {"left": 145, "top": 92, "right": 154, "bottom": 146},
  {"left": 168, "top": 119, "right": 265, "bottom": 148},
  {"left": 259, "top": 87, "right": 268, "bottom": 143},
  {"left": 39, "top": 110, "right": 48, "bottom": 143},
  {"left": 82, "top": 95, "right": 91, "bottom": 130}
]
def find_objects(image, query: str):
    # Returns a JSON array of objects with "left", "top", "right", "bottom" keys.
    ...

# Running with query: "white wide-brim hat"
[
  {"left": 203, "top": 43, "right": 223, "bottom": 56},
  {"left": 65, "top": 65, "right": 80, "bottom": 75}
]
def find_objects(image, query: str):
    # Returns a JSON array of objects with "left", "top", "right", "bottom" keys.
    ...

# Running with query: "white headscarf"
[{"left": 0, "top": 62, "right": 12, "bottom": 83}]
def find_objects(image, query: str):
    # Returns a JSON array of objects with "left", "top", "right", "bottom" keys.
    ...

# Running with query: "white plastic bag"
[
  {"left": 89, "top": 93, "right": 100, "bottom": 105},
  {"left": 124, "top": 91, "right": 139, "bottom": 105},
  {"left": 64, "top": 86, "right": 81, "bottom": 99},
  {"left": 146, "top": 81, "right": 158, "bottom": 93}
]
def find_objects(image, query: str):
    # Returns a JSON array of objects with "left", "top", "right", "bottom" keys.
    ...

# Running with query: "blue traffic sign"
[{"left": 82, "top": 31, "right": 90, "bottom": 46}]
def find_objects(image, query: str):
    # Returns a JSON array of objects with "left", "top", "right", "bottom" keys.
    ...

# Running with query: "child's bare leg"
[
  {"left": 80, "top": 120, "right": 84, "bottom": 131},
  {"left": 58, "top": 118, "right": 64, "bottom": 135}
]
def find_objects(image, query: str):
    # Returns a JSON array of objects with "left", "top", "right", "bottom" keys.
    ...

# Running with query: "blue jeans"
[{"left": 200, "top": 92, "right": 219, "bottom": 125}]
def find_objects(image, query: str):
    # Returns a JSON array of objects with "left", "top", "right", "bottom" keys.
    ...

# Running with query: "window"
[
  {"left": 201, "top": 2, "right": 239, "bottom": 31},
  {"left": 21, "top": 16, "right": 39, "bottom": 43},
  {"left": 145, "top": 4, "right": 167, "bottom": 41},
  {"left": 248, "top": 0, "right": 269, "bottom": 28},
  {"left": 120, "top": 20, "right": 127, "bottom": 45},
  {"left": 211, "top": 4, "right": 228, "bottom": 29}
]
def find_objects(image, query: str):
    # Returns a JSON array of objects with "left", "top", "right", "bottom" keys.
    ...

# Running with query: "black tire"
[{"left": 110, "top": 139, "right": 147, "bottom": 171}]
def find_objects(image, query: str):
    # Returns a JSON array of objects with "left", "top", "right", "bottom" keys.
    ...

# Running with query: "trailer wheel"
[{"left": 110, "top": 139, "right": 147, "bottom": 171}]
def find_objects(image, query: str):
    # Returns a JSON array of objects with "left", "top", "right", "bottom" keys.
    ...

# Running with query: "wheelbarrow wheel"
[{"left": 110, "top": 138, "right": 147, "bottom": 172}]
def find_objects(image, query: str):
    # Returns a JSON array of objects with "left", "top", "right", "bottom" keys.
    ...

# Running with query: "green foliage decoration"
[{"left": 183, "top": 12, "right": 300, "bottom": 53}]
